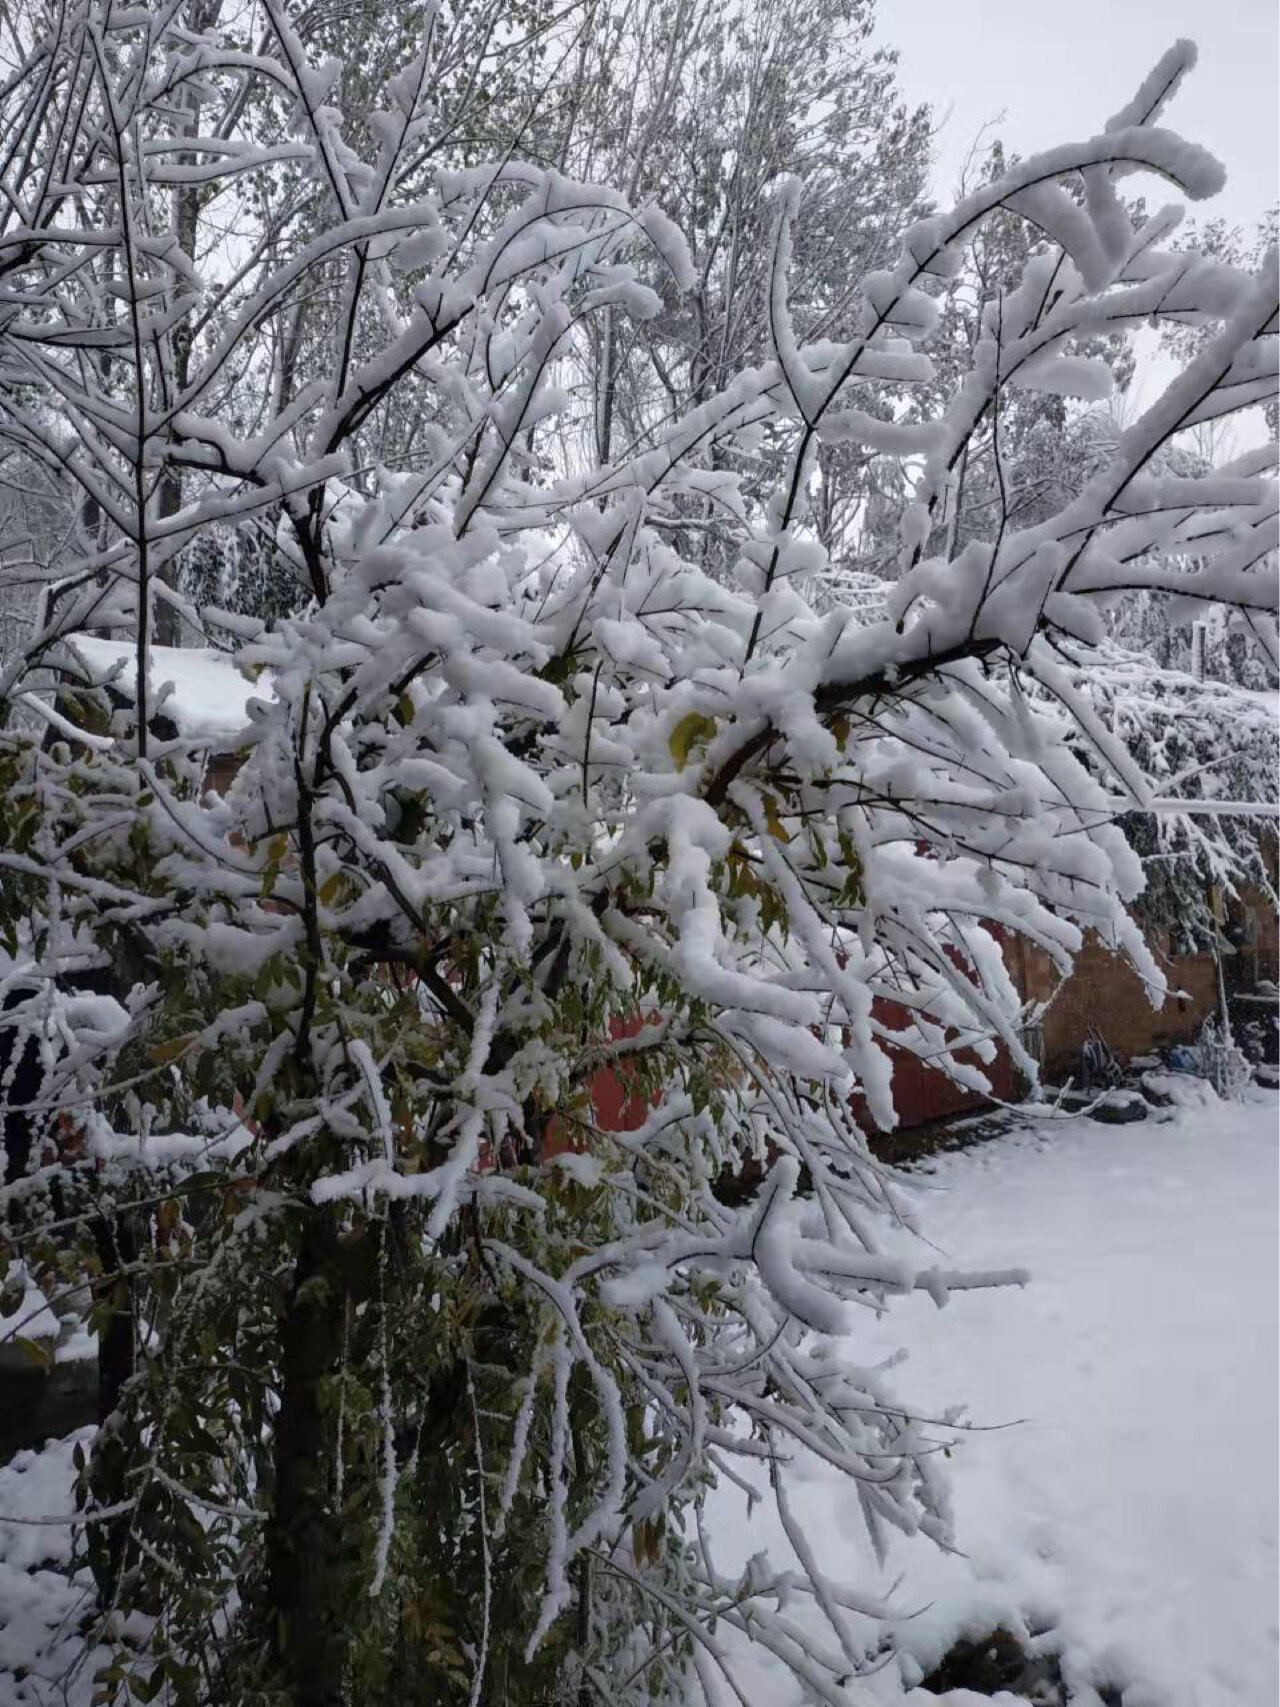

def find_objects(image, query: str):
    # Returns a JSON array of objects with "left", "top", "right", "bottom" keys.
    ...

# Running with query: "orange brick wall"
[
  {"left": 1008, "top": 882, "right": 1277, "bottom": 1082},
  {"left": 1015, "top": 934, "right": 1212, "bottom": 1078},
  {"left": 1031, "top": 934, "right": 1220, "bottom": 1077}
]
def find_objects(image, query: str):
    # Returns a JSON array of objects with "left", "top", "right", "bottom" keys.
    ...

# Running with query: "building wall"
[
  {"left": 1228, "top": 883, "right": 1280, "bottom": 988},
  {"left": 589, "top": 892, "right": 1278, "bottom": 1138},
  {"left": 1027, "top": 934, "right": 1220, "bottom": 1079},
  {"left": 203, "top": 752, "right": 243, "bottom": 798},
  {"left": 1020, "top": 882, "right": 1277, "bottom": 1081},
  {"left": 856, "top": 996, "right": 1020, "bottom": 1133}
]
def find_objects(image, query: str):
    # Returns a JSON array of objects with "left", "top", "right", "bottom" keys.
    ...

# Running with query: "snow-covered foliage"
[
  {"left": 1066, "top": 635, "right": 1277, "bottom": 950},
  {"left": 0, "top": 7, "right": 1275, "bottom": 1703}
]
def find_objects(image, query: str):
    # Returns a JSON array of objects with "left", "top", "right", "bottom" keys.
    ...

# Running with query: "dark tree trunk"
[
  {"left": 93, "top": 1213, "right": 137, "bottom": 1428},
  {"left": 267, "top": 1213, "right": 356, "bottom": 1707},
  {"left": 86, "top": 1210, "right": 139, "bottom": 1603}
]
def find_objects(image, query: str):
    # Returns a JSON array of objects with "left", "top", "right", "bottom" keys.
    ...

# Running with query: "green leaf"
[
  {"left": 15, "top": 1335, "right": 52, "bottom": 1370},
  {"left": 262, "top": 833, "right": 288, "bottom": 897},
  {"left": 149, "top": 1033, "right": 194, "bottom": 1066},
  {"left": 131, "top": 1667, "right": 162, "bottom": 1702}
]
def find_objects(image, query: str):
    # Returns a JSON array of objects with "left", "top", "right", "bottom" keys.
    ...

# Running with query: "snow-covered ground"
[
  {"left": 717, "top": 1089, "right": 1279, "bottom": 1706},
  {"left": 0, "top": 1431, "right": 104, "bottom": 1706},
  {"left": 1, "top": 1092, "right": 1275, "bottom": 1704}
]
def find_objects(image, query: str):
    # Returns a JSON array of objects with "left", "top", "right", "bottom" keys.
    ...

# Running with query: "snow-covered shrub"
[
  {"left": 1195, "top": 1018, "right": 1253, "bottom": 1101},
  {"left": 0, "top": 7, "right": 1275, "bottom": 1704}
]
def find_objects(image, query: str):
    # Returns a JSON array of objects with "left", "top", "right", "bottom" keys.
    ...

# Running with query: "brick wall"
[
  {"left": 1024, "top": 887, "right": 1278, "bottom": 1080},
  {"left": 203, "top": 751, "right": 243, "bottom": 797},
  {"left": 1026, "top": 932, "right": 1219, "bottom": 1079}
]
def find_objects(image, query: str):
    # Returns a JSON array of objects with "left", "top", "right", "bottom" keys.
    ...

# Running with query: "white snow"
[
  {"left": 0, "top": 1431, "right": 106, "bottom": 1703},
  {"left": 712, "top": 1092, "right": 1279, "bottom": 1706},
  {"left": 62, "top": 634, "right": 269, "bottom": 742}
]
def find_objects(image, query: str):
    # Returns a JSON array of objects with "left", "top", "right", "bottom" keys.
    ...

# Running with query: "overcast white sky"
[{"left": 880, "top": 0, "right": 1278, "bottom": 233}]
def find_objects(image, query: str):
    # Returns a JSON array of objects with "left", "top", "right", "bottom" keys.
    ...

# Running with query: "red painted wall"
[
  {"left": 859, "top": 994, "right": 1019, "bottom": 1132},
  {"left": 582, "top": 1000, "right": 1020, "bottom": 1144}
]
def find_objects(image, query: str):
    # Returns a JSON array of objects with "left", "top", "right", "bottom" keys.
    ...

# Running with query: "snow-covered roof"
[{"left": 61, "top": 634, "right": 264, "bottom": 744}]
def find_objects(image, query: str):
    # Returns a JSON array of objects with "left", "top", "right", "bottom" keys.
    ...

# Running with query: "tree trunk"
[
  {"left": 85, "top": 1210, "right": 139, "bottom": 1603},
  {"left": 93, "top": 1213, "right": 137, "bottom": 1428},
  {"left": 153, "top": 0, "right": 223, "bottom": 648},
  {"left": 268, "top": 1212, "right": 360, "bottom": 1707}
]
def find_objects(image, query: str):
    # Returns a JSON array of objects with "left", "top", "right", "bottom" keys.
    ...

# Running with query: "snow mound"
[{"left": 1141, "top": 1070, "right": 1219, "bottom": 1110}]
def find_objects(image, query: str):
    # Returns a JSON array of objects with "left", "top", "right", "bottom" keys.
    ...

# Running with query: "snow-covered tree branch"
[{"left": 0, "top": 7, "right": 1274, "bottom": 1703}]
